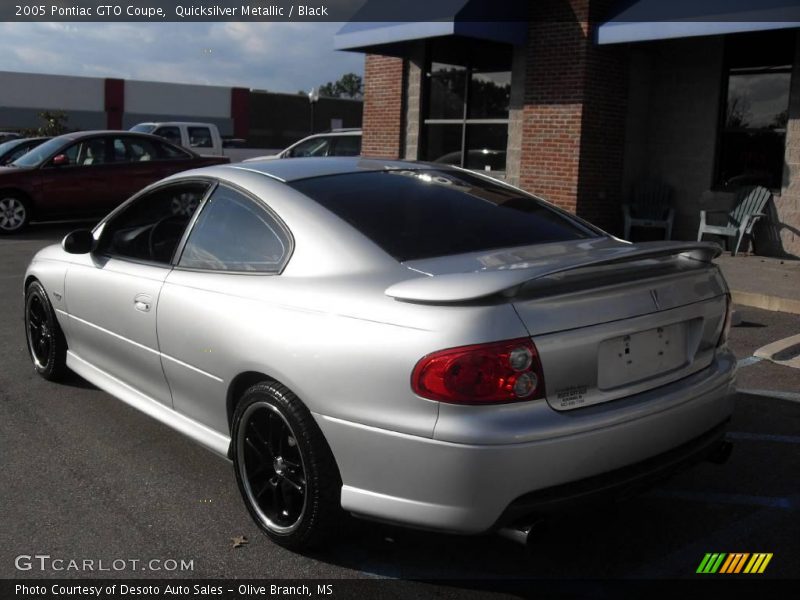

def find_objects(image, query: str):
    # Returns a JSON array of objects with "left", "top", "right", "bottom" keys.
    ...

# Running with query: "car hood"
[{"left": 0, "top": 165, "right": 33, "bottom": 176}]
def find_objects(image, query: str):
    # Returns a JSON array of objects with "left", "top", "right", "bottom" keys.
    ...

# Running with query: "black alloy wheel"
[
  {"left": 25, "top": 281, "right": 67, "bottom": 380},
  {"left": 232, "top": 382, "right": 341, "bottom": 550}
]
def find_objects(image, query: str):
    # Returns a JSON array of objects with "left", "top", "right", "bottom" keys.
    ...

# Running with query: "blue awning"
[
  {"left": 334, "top": 0, "right": 527, "bottom": 54},
  {"left": 598, "top": 0, "right": 800, "bottom": 44}
]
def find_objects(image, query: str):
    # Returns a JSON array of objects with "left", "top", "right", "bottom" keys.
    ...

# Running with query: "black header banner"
[{"left": 3, "top": 0, "right": 800, "bottom": 23}]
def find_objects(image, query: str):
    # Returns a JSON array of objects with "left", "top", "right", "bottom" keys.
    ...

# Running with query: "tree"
[
  {"left": 23, "top": 111, "right": 70, "bottom": 136},
  {"left": 726, "top": 95, "right": 751, "bottom": 129},
  {"left": 317, "top": 73, "right": 363, "bottom": 99}
]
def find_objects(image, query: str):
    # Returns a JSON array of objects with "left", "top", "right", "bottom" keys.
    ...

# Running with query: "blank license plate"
[{"left": 597, "top": 322, "right": 688, "bottom": 390}]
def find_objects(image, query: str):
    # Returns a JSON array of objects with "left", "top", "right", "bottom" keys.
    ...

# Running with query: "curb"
[{"left": 731, "top": 290, "right": 800, "bottom": 316}]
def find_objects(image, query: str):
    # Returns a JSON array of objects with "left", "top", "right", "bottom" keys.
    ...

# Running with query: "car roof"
[
  {"left": 52, "top": 130, "right": 163, "bottom": 141},
  {"left": 314, "top": 130, "right": 362, "bottom": 137},
  {"left": 136, "top": 122, "right": 215, "bottom": 128},
  {"left": 294, "top": 131, "right": 362, "bottom": 143},
  {"left": 226, "top": 156, "right": 449, "bottom": 182},
  {"left": 1, "top": 136, "right": 47, "bottom": 146}
]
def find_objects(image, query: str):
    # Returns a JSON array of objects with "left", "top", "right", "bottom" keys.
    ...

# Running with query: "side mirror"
[
  {"left": 62, "top": 229, "right": 95, "bottom": 254},
  {"left": 50, "top": 154, "right": 69, "bottom": 167}
]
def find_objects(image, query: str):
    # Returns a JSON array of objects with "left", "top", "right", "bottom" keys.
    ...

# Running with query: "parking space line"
[
  {"left": 754, "top": 333, "right": 800, "bottom": 369},
  {"left": 727, "top": 431, "right": 800, "bottom": 444},
  {"left": 737, "top": 355, "right": 763, "bottom": 368},
  {"left": 646, "top": 489, "right": 795, "bottom": 510},
  {"left": 738, "top": 388, "right": 800, "bottom": 403}
]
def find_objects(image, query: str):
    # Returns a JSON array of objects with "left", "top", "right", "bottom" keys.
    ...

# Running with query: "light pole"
[{"left": 308, "top": 87, "right": 319, "bottom": 135}]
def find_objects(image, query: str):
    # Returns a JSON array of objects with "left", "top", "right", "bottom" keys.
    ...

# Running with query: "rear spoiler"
[{"left": 385, "top": 241, "right": 721, "bottom": 303}]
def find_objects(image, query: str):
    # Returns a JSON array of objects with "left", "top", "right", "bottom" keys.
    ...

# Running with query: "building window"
[
  {"left": 421, "top": 44, "right": 512, "bottom": 173},
  {"left": 716, "top": 31, "right": 795, "bottom": 190}
]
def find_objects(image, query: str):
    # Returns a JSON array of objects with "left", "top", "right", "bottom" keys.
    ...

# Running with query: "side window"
[
  {"left": 155, "top": 140, "right": 192, "bottom": 159},
  {"left": 112, "top": 138, "right": 129, "bottom": 162},
  {"left": 97, "top": 181, "right": 211, "bottom": 264},
  {"left": 112, "top": 136, "right": 158, "bottom": 163},
  {"left": 178, "top": 185, "right": 289, "bottom": 273},
  {"left": 77, "top": 138, "right": 107, "bottom": 166},
  {"left": 61, "top": 143, "right": 81, "bottom": 165},
  {"left": 153, "top": 126, "right": 182, "bottom": 146},
  {"left": 288, "top": 137, "right": 331, "bottom": 157},
  {"left": 332, "top": 135, "right": 361, "bottom": 157},
  {"left": 188, "top": 127, "right": 212, "bottom": 148},
  {"left": 44, "top": 141, "right": 82, "bottom": 167}
]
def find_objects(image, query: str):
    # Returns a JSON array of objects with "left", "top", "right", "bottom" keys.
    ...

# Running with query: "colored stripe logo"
[{"left": 696, "top": 553, "right": 773, "bottom": 574}]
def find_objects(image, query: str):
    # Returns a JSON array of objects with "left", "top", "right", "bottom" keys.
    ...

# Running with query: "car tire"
[
  {"left": 0, "top": 193, "right": 31, "bottom": 234},
  {"left": 232, "top": 381, "right": 342, "bottom": 550},
  {"left": 25, "top": 280, "right": 68, "bottom": 381}
]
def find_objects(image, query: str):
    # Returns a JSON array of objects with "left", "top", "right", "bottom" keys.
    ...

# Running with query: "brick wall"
[
  {"left": 776, "top": 31, "right": 800, "bottom": 257},
  {"left": 361, "top": 54, "right": 405, "bottom": 159},
  {"left": 519, "top": 0, "right": 628, "bottom": 232}
]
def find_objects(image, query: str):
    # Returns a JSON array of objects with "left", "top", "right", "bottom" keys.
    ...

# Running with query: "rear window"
[
  {"left": 130, "top": 124, "right": 156, "bottom": 134},
  {"left": 290, "top": 170, "right": 597, "bottom": 262}
]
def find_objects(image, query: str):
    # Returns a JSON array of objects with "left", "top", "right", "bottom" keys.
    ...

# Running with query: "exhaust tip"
[{"left": 497, "top": 520, "right": 548, "bottom": 547}]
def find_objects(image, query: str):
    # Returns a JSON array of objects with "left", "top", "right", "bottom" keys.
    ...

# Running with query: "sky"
[{"left": 0, "top": 22, "right": 364, "bottom": 93}]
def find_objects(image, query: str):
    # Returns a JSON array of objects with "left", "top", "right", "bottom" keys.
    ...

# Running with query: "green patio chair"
[
  {"left": 696, "top": 185, "right": 771, "bottom": 256},
  {"left": 622, "top": 180, "right": 674, "bottom": 240}
]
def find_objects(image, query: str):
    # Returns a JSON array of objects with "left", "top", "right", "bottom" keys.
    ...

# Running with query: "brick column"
[
  {"left": 104, "top": 78, "right": 124, "bottom": 130},
  {"left": 361, "top": 54, "right": 406, "bottom": 159},
  {"left": 519, "top": 0, "right": 627, "bottom": 232},
  {"left": 404, "top": 47, "right": 424, "bottom": 160},
  {"left": 231, "top": 87, "right": 250, "bottom": 140}
]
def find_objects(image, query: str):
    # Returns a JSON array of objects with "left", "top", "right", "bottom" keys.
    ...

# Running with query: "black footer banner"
[{"left": 3, "top": 578, "right": 800, "bottom": 600}]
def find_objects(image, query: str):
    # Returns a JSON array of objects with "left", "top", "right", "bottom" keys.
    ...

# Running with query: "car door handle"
[{"left": 134, "top": 293, "right": 152, "bottom": 312}]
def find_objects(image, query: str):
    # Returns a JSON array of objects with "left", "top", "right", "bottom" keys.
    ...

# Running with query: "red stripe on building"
[
  {"left": 104, "top": 78, "right": 124, "bottom": 130},
  {"left": 231, "top": 87, "right": 250, "bottom": 139}
]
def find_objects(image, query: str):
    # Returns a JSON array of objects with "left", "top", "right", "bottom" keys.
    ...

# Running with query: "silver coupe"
[{"left": 24, "top": 158, "right": 736, "bottom": 549}]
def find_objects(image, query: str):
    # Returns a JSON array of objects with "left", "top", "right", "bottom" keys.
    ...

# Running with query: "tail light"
[
  {"left": 717, "top": 293, "right": 733, "bottom": 347},
  {"left": 411, "top": 338, "right": 546, "bottom": 404}
]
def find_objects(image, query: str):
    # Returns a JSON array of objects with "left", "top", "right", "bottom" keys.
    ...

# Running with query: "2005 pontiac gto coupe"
[{"left": 24, "top": 158, "right": 736, "bottom": 549}]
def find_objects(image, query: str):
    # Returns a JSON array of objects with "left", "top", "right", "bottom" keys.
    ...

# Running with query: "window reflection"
[
  {"left": 465, "top": 124, "right": 508, "bottom": 171},
  {"left": 716, "top": 31, "right": 794, "bottom": 190},
  {"left": 428, "top": 62, "right": 467, "bottom": 120},
  {"left": 468, "top": 70, "right": 511, "bottom": 119},
  {"left": 726, "top": 72, "right": 789, "bottom": 130},
  {"left": 422, "top": 45, "right": 511, "bottom": 172}
]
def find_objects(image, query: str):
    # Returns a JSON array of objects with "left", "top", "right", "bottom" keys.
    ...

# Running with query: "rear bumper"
[
  {"left": 495, "top": 419, "right": 730, "bottom": 527},
  {"left": 315, "top": 350, "right": 736, "bottom": 534}
]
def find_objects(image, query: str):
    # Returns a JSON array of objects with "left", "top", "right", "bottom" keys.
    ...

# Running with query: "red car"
[{"left": 0, "top": 131, "right": 229, "bottom": 234}]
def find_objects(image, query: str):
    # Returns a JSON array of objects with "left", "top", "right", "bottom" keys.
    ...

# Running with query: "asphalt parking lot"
[{"left": 1, "top": 225, "right": 798, "bottom": 593}]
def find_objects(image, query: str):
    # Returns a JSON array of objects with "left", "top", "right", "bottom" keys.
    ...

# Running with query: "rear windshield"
[
  {"left": 0, "top": 139, "right": 23, "bottom": 155},
  {"left": 290, "top": 170, "right": 598, "bottom": 262}
]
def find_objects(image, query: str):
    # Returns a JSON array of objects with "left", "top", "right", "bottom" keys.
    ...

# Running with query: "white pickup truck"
[{"left": 129, "top": 122, "right": 278, "bottom": 162}]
